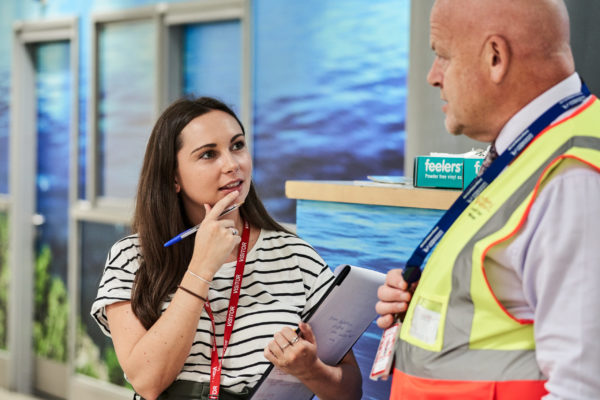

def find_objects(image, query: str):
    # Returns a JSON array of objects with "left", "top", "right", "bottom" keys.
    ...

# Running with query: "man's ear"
[{"left": 484, "top": 35, "right": 510, "bottom": 84}]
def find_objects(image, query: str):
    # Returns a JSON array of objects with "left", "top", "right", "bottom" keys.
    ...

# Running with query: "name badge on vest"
[{"left": 409, "top": 296, "right": 442, "bottom": 345}]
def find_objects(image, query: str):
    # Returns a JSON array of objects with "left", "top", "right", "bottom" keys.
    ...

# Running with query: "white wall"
[{"left": 404, "top": 0, "right": 481, "bottom": 178}]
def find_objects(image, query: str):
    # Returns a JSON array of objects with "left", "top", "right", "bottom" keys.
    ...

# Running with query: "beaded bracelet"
[
  {"left": 177, "top": 285, "right": 207, "bottom": 302},
  {"left": 187, "top": 270, "right": 212, "bottom": 285}
]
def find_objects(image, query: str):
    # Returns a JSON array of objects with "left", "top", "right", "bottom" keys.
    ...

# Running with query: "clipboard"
[{"left": 250, "top": 264, "right": 385, "bottom": 400}]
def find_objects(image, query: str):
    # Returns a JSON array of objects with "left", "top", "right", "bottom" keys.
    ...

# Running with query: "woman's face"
[{"left": 174, "top": 110, "right": 251, "bottom": 224}]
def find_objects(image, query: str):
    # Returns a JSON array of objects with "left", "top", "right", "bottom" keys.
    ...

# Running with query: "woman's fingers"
[
  {"left": 298, "top": 322, "right": 314, "bottom": 345},
  {"left": 265, "top": 327, "right": 303, "bottom": 363},
  {"left": 204, "top": 191, "right": 239, "bottom": 221},
  {"left": 274, "top": 328, "right": 298, "bottom": 350}
]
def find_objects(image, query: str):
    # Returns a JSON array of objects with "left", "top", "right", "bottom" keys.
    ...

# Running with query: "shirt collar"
[{"left": 495, "top": 72, "right": 584, "bottom": 155}]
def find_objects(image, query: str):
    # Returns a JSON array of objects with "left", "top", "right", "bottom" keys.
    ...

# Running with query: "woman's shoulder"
[
  {"left": 109, "top": 234, "right": 140, "bottom": 253},
  {"left": 258, "top": 229, "right": 325, "bottom": 264},
  {"left": 113, "top": 233, "right": 138, "bottom": 244},
  {"left": 259, "top": 229, "right": 309, "bottom": 248},
  {"left": 106, "top": 234, "right": 142, "bottom": 272},
  {"left": 260, "top": 228, "right": 297, "bottom": 241}
]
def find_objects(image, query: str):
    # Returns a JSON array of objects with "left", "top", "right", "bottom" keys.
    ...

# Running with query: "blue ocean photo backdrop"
[
  {"left": 0, "top": 0, "right": 412, "bottom": 398},
  {"left": 297, "top": 200, "right": 444, "bottom": 400},
  {"left": 253, "top": 0, "right": 410, "bottom": 222}
]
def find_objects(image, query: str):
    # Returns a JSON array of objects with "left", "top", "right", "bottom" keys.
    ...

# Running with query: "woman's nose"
[{"left": 222, "top": 152, "right": 240, "bottom": 173}]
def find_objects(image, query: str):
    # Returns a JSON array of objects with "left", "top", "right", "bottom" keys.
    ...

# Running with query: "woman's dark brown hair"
[{"left": 131, "top": 96, "right": 290, "bottom": 329}]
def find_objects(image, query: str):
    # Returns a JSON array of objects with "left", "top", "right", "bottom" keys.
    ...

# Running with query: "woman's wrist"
[
  {"left": 295, "top": 357, "right": 331, "bottom": 382},
  {"left": 178, "top": 270, "right": 211, "bottom": 298},
  {"left": 187, "top": 269, "right": 212, "bottom": 285}
]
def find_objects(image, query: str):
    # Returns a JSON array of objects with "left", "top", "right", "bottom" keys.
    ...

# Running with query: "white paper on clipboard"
[{"left": 250, "top": 264, "right": 385, "bottom": 400}]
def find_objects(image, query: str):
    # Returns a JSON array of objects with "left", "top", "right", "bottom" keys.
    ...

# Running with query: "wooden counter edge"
[{"left": 285, "top": 180, "right": 460, "bottom": 210}]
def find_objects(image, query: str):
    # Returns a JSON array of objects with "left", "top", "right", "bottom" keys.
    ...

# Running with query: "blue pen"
[{"left": 164, "top": 203, "right": 241, "bottom": 247}]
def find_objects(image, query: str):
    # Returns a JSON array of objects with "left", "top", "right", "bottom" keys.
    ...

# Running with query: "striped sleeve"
[
  {"left": 90, "top": 235, "right": 141, "bottom": 337},
  {"left": 290, "top": 237, "right": 335, "bottom": 319}
]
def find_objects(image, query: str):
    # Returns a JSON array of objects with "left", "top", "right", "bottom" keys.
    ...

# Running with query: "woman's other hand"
[
  {"left": 264, "top": 322, "right": 362, "bottom": 400},
  {"left": 264, "top": 322, "right": 318, "bottom": 379}
]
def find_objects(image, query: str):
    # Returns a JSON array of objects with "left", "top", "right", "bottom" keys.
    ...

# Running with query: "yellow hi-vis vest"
[{"left": 391, "top": 96, "right": 600, "bottom": 400}]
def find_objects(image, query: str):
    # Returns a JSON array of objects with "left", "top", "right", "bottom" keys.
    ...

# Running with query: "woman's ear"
[
  {"left": 484, "top": 34, "right": 510, "bottom": 84},
  {"left": 174, "top": 179, "right": 181, "bottom": 193}
]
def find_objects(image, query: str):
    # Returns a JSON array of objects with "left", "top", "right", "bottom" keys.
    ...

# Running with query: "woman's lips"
[{"left": 219, "top": 180, "right": 243, "bottom": 192}]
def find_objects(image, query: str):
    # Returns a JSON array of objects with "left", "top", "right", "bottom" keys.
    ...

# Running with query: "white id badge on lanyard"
[{"left": 370, "top": 322, "right": 400, "bottom": 381}]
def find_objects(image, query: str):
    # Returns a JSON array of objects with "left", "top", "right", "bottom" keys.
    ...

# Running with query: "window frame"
[
  {"left": 7, "top": 16, "right": 79, "bottom": 396},
  {"left": 71, "top": 2, "right": 250, "bottom": 398}
]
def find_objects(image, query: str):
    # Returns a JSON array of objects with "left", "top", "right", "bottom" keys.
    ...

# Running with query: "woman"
[{"left": 91, "top": 97, "right": 362, "bottom": 400}]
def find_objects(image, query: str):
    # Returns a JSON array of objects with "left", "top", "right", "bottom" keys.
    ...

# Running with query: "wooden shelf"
[{"left": 285, "top": 180, "right": 460, "bottom": 210}]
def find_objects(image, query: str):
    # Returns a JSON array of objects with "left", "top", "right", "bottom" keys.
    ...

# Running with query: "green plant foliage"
[
  {"left": 33, "top": 244, "right": 68, "bottom": 362},
  {"left": 105, "top": 346, "right": 132, "bottom": 389},
  {"left": 75, "top": 319, "right": 132, "bottom": 390},
  {"left": 0, "top": 213, "right": 8, "bottom": 349},
  {"left": 75, "top": 320, "right": 107, "bottom": 381}
]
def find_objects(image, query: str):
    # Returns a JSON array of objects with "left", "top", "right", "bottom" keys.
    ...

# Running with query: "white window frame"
[
  {"left": 71, "top": 2, "right": 250, "bottom": 399},
  {"left": 7, "top": 17, "right": 79, "bottom": 397}
]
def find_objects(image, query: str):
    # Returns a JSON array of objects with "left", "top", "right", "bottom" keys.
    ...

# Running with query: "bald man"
[{"left": 376, "top": 1, "right": 600, "bottom": 399}]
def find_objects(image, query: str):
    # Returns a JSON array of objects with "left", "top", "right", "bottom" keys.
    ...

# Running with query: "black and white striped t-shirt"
[{"left": 91, "top": 228, "right": 335, "bottom": 392}]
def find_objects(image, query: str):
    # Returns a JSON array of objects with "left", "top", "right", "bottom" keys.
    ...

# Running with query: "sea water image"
[
  {"left": 0, "top": 0, "right": 412, "bottom": 396},
  {"left": 297, "top": 200, "right": 444, "bottom": 400},
  {"left": 253, "top": 0, "right": 410, "bottom": 222}
]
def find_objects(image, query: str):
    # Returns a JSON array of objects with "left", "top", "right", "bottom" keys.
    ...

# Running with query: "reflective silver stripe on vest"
[{"left": 397, "top": 136, "right": 600, "bottom": 380}]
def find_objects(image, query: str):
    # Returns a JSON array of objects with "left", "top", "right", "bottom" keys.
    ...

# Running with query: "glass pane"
[
  {"left": 0, "top": 70, "right": 8, "bottom": 194},
  {"left": 33, "top": 41, "right": 71, "bottom": 362},
  {"left": 0, "top": 2, "right": 11, "bottom": 194},
  {"left": 0, "top": 211, "right": 8, "bottom": 349},
  {"left": 98, "top": 20, "right": 155, "bottom": 199},
  {"left": 253, "top": 0, "right": 410, "bottom": 222},
  {"left": 182, "top": 21, "right": 242, "bottom": 114},
  {"left": 76, "top": 221, "right": 130, "bottom": 388}
]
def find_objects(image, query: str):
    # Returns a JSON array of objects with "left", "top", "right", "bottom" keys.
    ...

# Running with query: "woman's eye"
[
  {"left": 232, "top": 140, "right": 245, "bottom": 151},
  {"left": 199, "top": 150, "right": 216, "bottom": 159}
]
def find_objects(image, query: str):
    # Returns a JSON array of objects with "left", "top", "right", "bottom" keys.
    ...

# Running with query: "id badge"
[{"left": 370, "top": 323, "right": 400, "bottom": 381}]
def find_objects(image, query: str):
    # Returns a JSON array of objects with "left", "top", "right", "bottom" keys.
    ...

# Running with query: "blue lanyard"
[{"left": 403, "top": 83, "right": 591, "bottom": 284}]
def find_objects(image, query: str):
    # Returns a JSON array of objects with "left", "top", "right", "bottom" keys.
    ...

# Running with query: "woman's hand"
[
  {"left": 264, "top": 322, "right": 318, "bottom": 379},
  {"left": 189, "top": 191, "right": 241, "bottom": 280},
  {"left": 264, "top": 322, "right": 362, "bottom": 400}
]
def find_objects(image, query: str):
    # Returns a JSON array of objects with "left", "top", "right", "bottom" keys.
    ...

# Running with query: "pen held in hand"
[{"left": 163, "top": 203, "right": 242, "bottom": 247}]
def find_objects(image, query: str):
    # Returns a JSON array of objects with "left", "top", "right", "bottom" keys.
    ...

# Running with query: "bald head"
[
  {"left": 427, "top": 0, "right": 576, "bottom": 141},
  {"left": 432, "top": 0, "right": 574, "bottom": 78}
]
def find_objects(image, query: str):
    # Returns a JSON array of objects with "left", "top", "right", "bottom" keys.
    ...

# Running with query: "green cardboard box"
[{"left": 413, "top": 155, "right": 485, "bottom": 189}]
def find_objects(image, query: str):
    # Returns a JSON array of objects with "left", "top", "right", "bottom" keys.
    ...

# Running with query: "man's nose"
[{"left": 427, "top": 59, "right": 442, "bottom": 88}]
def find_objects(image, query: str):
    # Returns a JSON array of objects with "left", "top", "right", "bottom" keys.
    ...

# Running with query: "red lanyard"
[{"left": 205, "top": 220, "right": 250, "bottom": 400}]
